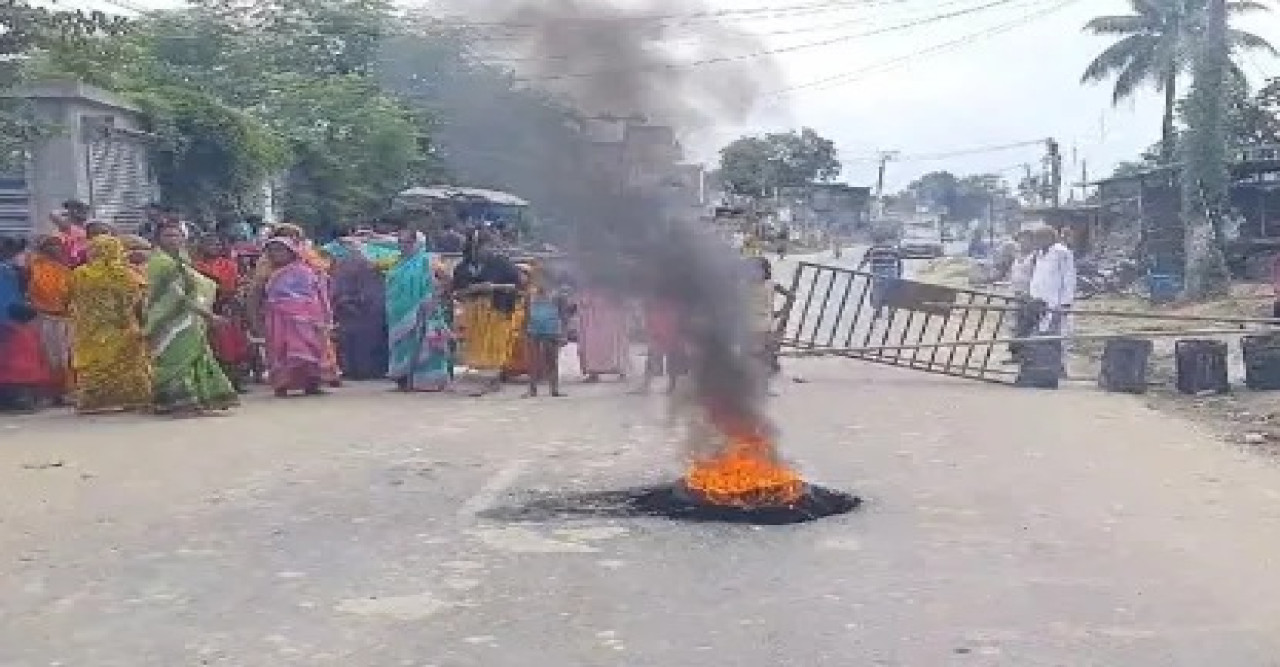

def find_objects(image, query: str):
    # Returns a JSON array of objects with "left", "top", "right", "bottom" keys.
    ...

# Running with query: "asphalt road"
[{"left": 4, "top": 254, "right": 1280, "bottom": 666}]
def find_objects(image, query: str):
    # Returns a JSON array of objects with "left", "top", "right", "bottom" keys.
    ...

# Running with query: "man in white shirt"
[{"left": 1028, "top": 225, "right": 1076, "bottom": 335}]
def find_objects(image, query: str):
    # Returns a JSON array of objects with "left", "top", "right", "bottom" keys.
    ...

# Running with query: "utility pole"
[
  {"left": 1044, "top": 138, "right": 1062, "bottom": 209},
  {"left": 873, "top": 150, "right": 899, "bottom": 220}
]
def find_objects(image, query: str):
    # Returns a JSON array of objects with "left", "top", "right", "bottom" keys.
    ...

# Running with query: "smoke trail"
[{"left": 419, "top": 0, "right": 785, "bottom": 455}]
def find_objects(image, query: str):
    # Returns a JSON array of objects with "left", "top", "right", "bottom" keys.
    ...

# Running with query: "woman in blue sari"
[{"left": 386, "top": 230, "right": 452, "bottom": 392}]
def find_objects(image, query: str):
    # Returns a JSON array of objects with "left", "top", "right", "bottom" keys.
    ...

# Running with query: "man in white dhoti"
[{"left": 1027, "top": 225, "right": 1076, "bottom": 335}]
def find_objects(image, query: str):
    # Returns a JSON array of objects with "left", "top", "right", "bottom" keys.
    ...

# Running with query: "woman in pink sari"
[
  {"left": 574, "top": 288, "right": 631, "bottom": 382},
  {"left": 262, "top": 237, "right": 336, "bottom": 397}
]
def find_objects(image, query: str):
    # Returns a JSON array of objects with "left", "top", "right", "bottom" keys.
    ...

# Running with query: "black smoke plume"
[{"left": 406, "top": 0, "right": 785, "bottom": 453}]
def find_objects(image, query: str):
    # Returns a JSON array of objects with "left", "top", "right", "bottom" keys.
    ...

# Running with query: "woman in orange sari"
[
  {"left": 26, "top": 236, "right": 74, "bottom": 403},
  {"left": 194, "top": 234, "right": 251, "bottom": 392}
]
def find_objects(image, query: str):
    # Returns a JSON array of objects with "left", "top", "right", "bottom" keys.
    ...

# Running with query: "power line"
[
  {"left": 763, "top": 0, "right": 1079, "bottom": 97},
  {"left": 842, "top": 139, "right": 1044, "bottom": 164},
  {"left": 478, "top": 0, "right": 979, "bottom": 62},
  {"left": 512, "top": 0, "right": 1024, "bottom": 82},
  {"left": 898, "top": 139, "right": 1046, "bottom": 161},
  {"left": 431, "top": 0, "right": 945, "bottom": 29}
]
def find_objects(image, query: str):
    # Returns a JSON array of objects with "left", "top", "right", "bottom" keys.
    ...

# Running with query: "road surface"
[{"left": 4, "top": 253, "right": 1280, "bottom": 666}]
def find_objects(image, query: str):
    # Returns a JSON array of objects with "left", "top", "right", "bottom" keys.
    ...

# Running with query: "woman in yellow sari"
[
  {"left": 501, "top": 262, "right": 534, "bottom": 380},
  {"left": 451, "top": 230, "right": 523, "bottom": 396},
  {"left": 68, "top": 235, "right": 153, "bottom": 414},
  {"left": 27, "top": 235, "right": 74, "bottom": 402}
]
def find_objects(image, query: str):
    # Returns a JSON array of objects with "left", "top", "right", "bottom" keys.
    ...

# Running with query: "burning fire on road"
[
  {"left": 485, "top": 399, "right": 860, "bottom": 526},
  {"left": 628, "top": 399, "right": 860, "bottom": 525}
]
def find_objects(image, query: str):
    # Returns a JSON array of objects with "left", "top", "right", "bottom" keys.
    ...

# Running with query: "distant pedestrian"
[
  {"left": 574, "top": 285, "right": 631, "bottom": 383},
  {"left": 1005, "top": 230, "right": 1037, "bottom": 364},
  {"left": 748, "top": 256, "right": 790, "bottom": 389},
  {"left": 633, "top": 299, "right": 686, "bottom": 396},
  {"left": 1026, "top": 225, "right": 1076, "bottom": 379},
  {"left": 857, "top": 231, "right": 904, "bottom": 319},
  {"left": 1027, "top": 225, "right": 1076, "bottom": 335},
  {"left": 522, "top": 265, "right": 571, "bottom": 398}
]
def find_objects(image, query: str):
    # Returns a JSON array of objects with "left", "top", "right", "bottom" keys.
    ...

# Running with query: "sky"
[
  {"left": 704, "top": 0, "right": 1280, "bottom": 192},
  {"left": 77, "top": 0, "right": 1280, "bottom": 194}
]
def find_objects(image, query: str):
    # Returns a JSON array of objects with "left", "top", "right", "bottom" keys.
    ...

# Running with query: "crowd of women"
[{"left": 0, "top": 206, "right": 653, "bottom": 416}]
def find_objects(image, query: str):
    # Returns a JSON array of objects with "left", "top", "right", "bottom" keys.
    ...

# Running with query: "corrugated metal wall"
[
  {"left": 88, "top": 136, "right": 154, "bottom": 232},
  {"left": 0, "top": 174, "right": 30, "bottom": 237}
]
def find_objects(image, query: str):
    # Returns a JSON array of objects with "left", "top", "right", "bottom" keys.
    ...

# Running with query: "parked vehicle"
[{"left": 898, "top": 220, "right": 944, "bottom": 259}]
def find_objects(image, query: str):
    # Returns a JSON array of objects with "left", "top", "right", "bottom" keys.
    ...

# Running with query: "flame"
[{"left": 683, "top": 409, "right": 803, "bottom": 508}]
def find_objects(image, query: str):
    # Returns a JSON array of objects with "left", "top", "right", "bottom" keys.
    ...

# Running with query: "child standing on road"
[
  {"left": 523, "top": 265, "right": 570, "bottom": 398},
  {"left": 634, "top": 299, "right": 686, "bottom": 395}
]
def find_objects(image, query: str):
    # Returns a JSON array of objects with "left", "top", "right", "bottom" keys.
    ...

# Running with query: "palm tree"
[{"left": 1080, "top": 0, "right": 1276, "bottom": 163}]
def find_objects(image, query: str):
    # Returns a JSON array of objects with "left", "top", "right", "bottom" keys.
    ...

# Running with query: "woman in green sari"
[{"left": 146, "top": 222, "right": 239, "bottom": 416}]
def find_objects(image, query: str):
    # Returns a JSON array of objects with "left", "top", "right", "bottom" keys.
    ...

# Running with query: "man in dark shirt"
[{"left": 857, "top": 232, "right": 904, "bottom": 319}]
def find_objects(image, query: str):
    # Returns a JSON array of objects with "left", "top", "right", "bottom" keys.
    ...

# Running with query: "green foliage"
[
  {"left": 904, "top": 171, "right": 1010, "bottom": 221},
  {"left": 1235, "top": 76, "right": 1280, "bottom": 144},
  {"left": 0, "top": 1, "right": 127, "bottom": 168},
  {"left": 260, "top": 75, "right": 425, "bottom": 230},
  {"left": 1080, "top": 0, "right": 1275, "bottom": 162},
  {"left": 22, "top": 0, "right": 446, "bottom": 230},
  {"left": 133, "top": 87, "right": 287, "bottom": 220},
  {"left": 718, "top": 128, "right": 840, "bottom": 195}
]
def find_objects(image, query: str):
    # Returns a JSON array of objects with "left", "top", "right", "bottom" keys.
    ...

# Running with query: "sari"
[
  {"left": 145, "top": 249, "right": 238, "bottom": 413},
  {"left": 68, "top": 236, "right": 153, "bottom": 413},
  {"left": 453, "top": 254, "right": 522, "bottom": 371},
  {"left": 26, "top": 242, "right": 74, "bottom": 394},
  {"left": 502, "top": 265, "right": 533, "bottom": 378},
  {"left": 263, "top": 239, "right": 336, "bottom": 392},
  {"left": 575, "top": 289, "right": 632, "bottom": 376},
  {"left": 0, "top": 259, "right": 52, "bottom": 407},
  {"left": 251, "top": 233, "right": 338, "bottom": 382},
  {"left": 386, "top": 238, "right": 451, "bottom": 391},
  {"left": 331, "top": 254, "right": 388, "bottom": 380},
  {"left": 194, "top": 253, "right": 252, "bottom": 382}
]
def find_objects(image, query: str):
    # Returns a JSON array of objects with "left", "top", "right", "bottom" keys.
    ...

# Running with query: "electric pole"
[
  {"left": 1044, "top": 138, "right": 1062, "bottom": 209},
  {"left": 873, "top": 150, "right": 899, "bottom": 220}
]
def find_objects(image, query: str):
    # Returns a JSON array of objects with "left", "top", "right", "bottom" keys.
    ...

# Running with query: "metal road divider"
[{"left": 775, "top": 261, "right": 1020, "bottom": 384}]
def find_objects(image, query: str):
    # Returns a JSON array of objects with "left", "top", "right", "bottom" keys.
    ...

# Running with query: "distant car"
[{"left": 898, "top": 224, "right": 944, "bottom": 259}]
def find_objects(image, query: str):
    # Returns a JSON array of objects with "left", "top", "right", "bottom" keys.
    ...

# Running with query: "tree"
[
  {"left": 0, "top": 1, "right": 126, "bottom": 167},
  {"left": 134, "top": 87, "right": 287, "bottom": 221},
  {"left": 1233, "top": 75, "right": 1280, "bottom": 144},
  {"left": 262, "top": 74, "right": 426, "bottom": 228},
  {"left": 905, "top": 171, "right": 959, "bottom": 211},
  {"left": 1181, "top": 0, "right": 1233, "bottom": 298},
  {"left": 1080, "top": 0, "right": 1275, "bottom": 163},
  {"left": 718, "top": 127, "right": 840, "bottom": 195},
  {"left": 27, "top": 0, "right": 437, "bottom": 229}
]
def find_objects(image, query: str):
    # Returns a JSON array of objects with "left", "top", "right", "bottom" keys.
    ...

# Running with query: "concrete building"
[
  {"left": 0, "top": 80, "right": 156, "bottom": 236},
  {"left": 580, "top": 115, "right": 705, "bottom": 213}
]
